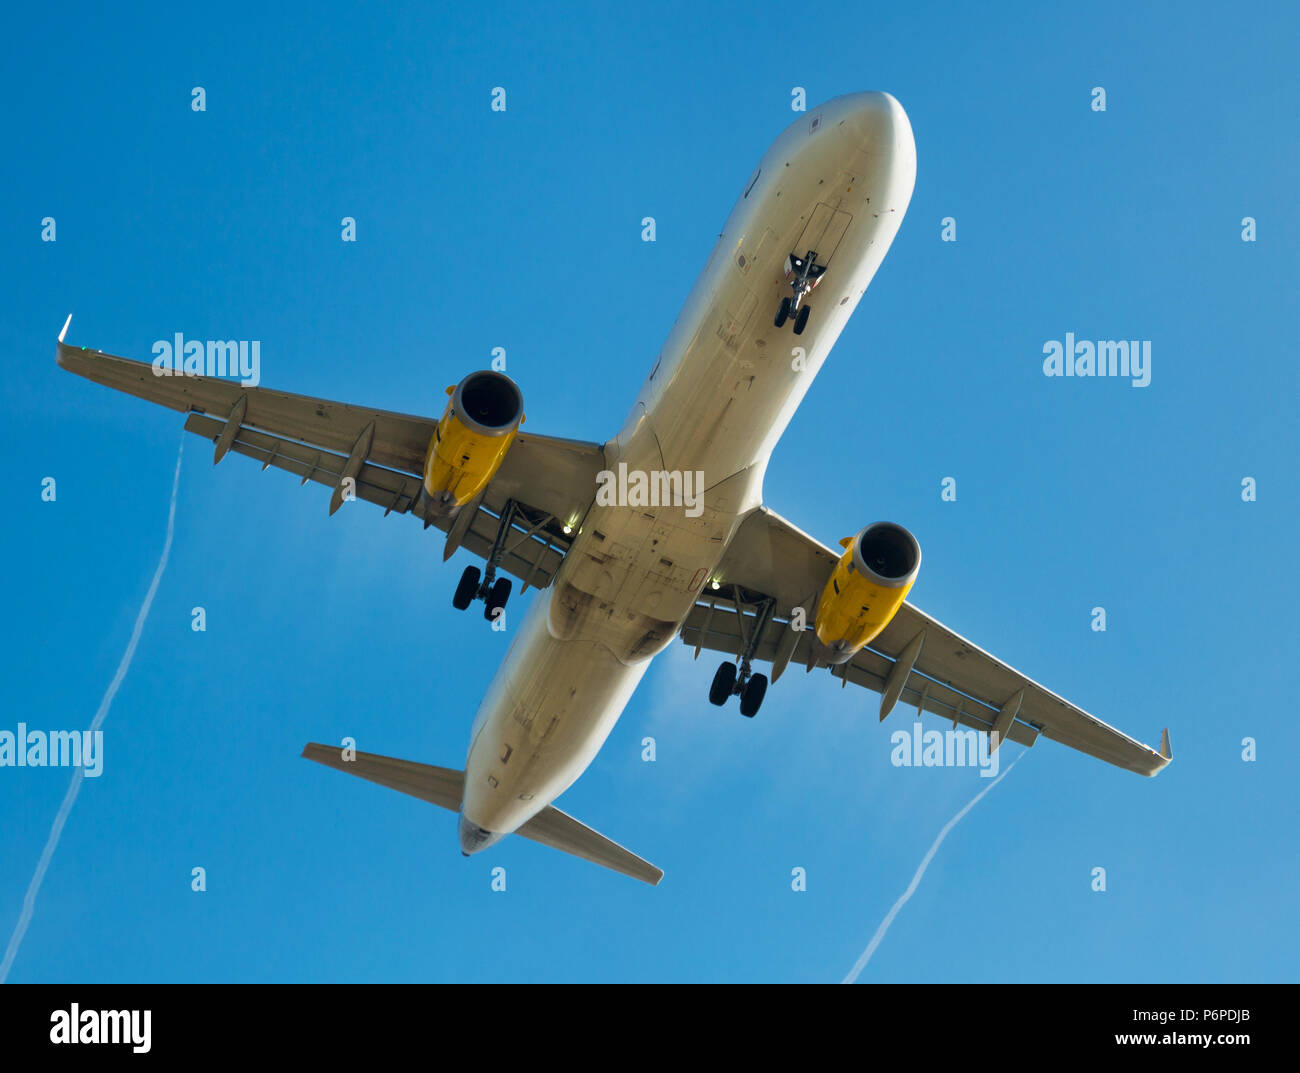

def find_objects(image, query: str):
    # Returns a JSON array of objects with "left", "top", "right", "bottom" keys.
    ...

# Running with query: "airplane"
[{"left": 57, "top": 91, "right": 1171, "bottom": 887}]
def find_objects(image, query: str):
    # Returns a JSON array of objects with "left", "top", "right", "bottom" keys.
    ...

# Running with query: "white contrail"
[
  {"left": 1, "top": 441, "right": 183, "bottom": 983},
  {"left": 841, "top": 752, "right": 1023, "bottom": 984}
]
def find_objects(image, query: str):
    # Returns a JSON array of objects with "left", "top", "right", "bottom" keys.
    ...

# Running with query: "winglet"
[
  {"left": 1160, "top": 727, "right": 1172, "bottom": 761},
  {"left": 58, "top": 314, "right": 72, "bottom": 343}
]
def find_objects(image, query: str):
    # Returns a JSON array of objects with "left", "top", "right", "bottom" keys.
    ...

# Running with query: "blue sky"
[{"left": 2, "top": 1, "right": 1297, "bottom": 982}]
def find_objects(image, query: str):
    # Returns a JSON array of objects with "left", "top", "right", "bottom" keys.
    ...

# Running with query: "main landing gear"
[
  {"left": 706, "top": 590, "right": 775, "bottom": 718},
  {"left": 773, "top": 249, "right": 825, "bottom": 336},
  {"left": 451, "top": 502, "right": 515, "bottom": 621},
  {"left": 709, "top": 659, "right": 768, "bottom": 717},
  {"left": 452, "top": 564, "right": 512, "bottom": 621}
]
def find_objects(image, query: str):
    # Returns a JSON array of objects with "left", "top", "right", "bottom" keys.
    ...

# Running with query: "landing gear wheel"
[
  {"left": 709, "top": 661, "right": 737, "bottom": 706},
  {"left": 484, "top": 577, "right": 512, "bottom": 621},
  {"left": 793, "top": 304, "right": 811, "bottom": 335},
  {"left": 739, "top": 672, "right": 768, "bottom": 717},
  {"left": 453, "top": 565, "right": 481, "bottom": 611},
  {"left": 774, "top": 296, "right": 791, "bottom": 328}
]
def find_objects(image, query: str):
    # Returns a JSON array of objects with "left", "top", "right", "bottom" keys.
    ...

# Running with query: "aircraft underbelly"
[
  {"left": 637, "top": 101, "right": 913, "bottom": 478},
  {"left": 463, "top": 93, "right": 916, "bottom": 838},
  {"left": 462, "top": 595, "right": 649, "bottom": 834}
]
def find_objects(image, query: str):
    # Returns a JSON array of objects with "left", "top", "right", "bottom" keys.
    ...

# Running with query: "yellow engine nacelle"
[
  {"left": 813, "top": 522, "right": 921, "bottom": 662},
  {"left": 421, "top": 370, "right": 524, "bottom": 516}
]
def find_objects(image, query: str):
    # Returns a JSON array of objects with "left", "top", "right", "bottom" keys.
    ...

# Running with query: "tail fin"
[{"left": 301, "top": 743, "right": 663, "bottom": 886}]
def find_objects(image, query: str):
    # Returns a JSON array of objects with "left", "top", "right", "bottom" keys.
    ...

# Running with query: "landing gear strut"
[{"left": 774, "top": 249, "right": 825, "bottom": 336}]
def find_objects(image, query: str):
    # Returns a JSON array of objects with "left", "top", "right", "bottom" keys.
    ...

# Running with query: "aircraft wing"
[
  {"left": 56, "top": 329, "right": 604, "bottom": 591},
  {"left": 681, "top": 506, "right": 1172, "bottom": 777}
]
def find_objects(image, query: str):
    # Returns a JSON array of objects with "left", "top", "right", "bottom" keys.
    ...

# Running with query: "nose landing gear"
[{"left": 774, "top": 249, "right": 825, "bottom": 336}]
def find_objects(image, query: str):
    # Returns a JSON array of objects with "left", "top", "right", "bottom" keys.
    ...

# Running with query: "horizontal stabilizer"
[
  {"left": 516, "top": 804, "right": 663, "bottom": 886},
  {"left": 301, "top": 743, "right": 663, "bottom": 885},
  {"left": 302, "top": 742, "right": 464, "bottom": 810}
]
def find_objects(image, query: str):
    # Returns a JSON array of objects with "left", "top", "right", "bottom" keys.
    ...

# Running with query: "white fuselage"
[{"left": 459, "top": 92, "right": 917, "bottom": 846}]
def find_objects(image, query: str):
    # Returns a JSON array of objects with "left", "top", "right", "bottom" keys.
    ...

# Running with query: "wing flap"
[{"left": 185, "top": 413, "right": 426, "bottom": 515}]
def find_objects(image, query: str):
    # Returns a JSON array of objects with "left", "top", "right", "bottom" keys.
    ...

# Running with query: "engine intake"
[{"left": 854, "top": 522, "right": 920, "bottom": 585}]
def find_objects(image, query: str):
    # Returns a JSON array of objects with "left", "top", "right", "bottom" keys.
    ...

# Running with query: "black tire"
[
  {"left": 739, "top": 673, "right": 768, "bottom": 717},
  {"left": 774, "top": 296, "right": 791, "bottom": 328},
  {"left": 452, "top": 565, "right": 481, "bottom": 611},
  {"left": 793, "top": 304, "right": 811, "bottom": 335},
  {"left": 709, "top": 661, "right": 737, "bottom": 706},
  {"left": 484, "top": 576, "right": 512, "bottom": 621}
]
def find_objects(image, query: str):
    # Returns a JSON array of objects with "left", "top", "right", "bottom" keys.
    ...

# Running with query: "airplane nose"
[
  {"left": 458, "top": 813, "right": 504, "bottom": 856},
  {"left": 832, "top": 91, "right": 917, "bottom": 203},
  {"left": 840, "top": 91, "right": 913, "bottom": 148}
]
